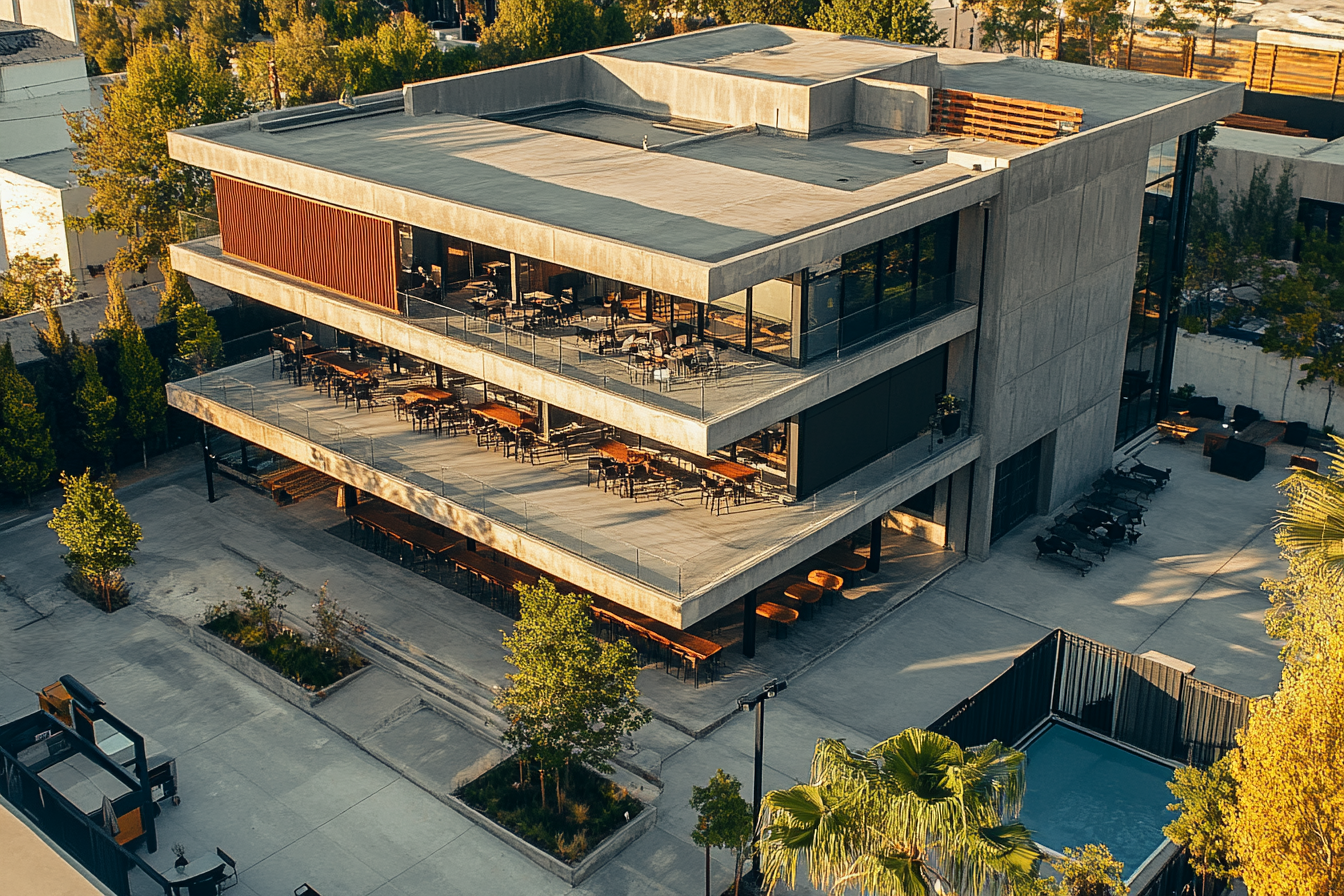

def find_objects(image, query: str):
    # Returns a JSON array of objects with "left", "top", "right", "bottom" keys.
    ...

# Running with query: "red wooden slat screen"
[{"left": 214, "top": 175, "right": 398, "bottom": 311}]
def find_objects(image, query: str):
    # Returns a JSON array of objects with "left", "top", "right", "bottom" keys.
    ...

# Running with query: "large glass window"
[
  {"left": 1116, "top": 132, "right": 1196, "bottom": 446},
  {"left": 807, "top": 211, "right": 960, "bottom": 356}
]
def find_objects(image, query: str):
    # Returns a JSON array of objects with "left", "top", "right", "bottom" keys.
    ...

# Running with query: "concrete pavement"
[{"left": 0, "top": 436, "right": 1287, "bottom": 894}]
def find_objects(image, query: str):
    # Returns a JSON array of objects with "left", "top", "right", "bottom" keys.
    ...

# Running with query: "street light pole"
[
  {"left": 951, "top": 0, "right": 960, "bottom": 50},
  {"left": 737, "top": 678, "right": 787, "bottom": 887}
]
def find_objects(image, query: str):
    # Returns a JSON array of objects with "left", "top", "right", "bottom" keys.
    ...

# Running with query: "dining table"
[
  {"left": 702, "top": 459, "right": 758, "bottom": 484},
  {"left": 307, "top": 351, "right": 375, "bottom": 380},
  {"left": 593, "top": 439, "right": 651, "bottom": 465},
  {"left": 401, "top": 387, "right": 454, "bottom": 405},
  {"left": 349, "top": 506, "right": 462, "bottom": 555},
  {"left": 471, "top": 401, "right": 537, "bottom": 430}
]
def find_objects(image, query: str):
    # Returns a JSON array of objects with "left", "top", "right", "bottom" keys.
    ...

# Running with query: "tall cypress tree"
[
  {"left": 101, "top": 271, "right": 167, "bottom": 467},
  {"left": 73, "top": 344, "right": 119, "bottom": 473},
  {"left": 33, "top": 304, "right": 86, "bottom": 473},
  {"left": 0, "top": 340, "right": 57, "bottom": 504}
]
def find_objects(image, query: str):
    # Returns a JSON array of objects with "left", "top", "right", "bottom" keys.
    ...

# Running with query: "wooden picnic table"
[
  {"left": 594, "top": 439, "right": 651, "bottom": 465},
  {"left": 446, "top": 546, "right": 539, "bottom": 592},
  {"left": 283, "top": 335, "right": 321, "bottom": 355},
  {"left": 702, "top": 459, "right": 759, "bottom": 484},
  {"left": 401, "top": 388, "right": 454, "bottom": 405},
  {"left": 472, "top": 401, "right": 537, "bottom": 430},
  {"left": 589, "top": 596, "right": 721, "bottom": 687},
  {"left": 308, "top": 351, "right": 375, "bottom": 380},
  {"left": 349, "top": 507, "right": 461, "bottom": 554}
]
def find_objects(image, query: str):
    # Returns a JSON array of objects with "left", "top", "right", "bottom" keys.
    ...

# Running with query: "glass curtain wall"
[
  {"left": 1115, "top": 132, "right": 1197, "bottom": 447},
  {"left": 805, "top": 212, "right": 958, "bottom": 360}
]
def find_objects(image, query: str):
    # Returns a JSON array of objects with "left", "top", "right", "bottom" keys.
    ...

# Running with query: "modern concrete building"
[{"left": 164, "top": 25, "right": 1239, "bottom": 653}]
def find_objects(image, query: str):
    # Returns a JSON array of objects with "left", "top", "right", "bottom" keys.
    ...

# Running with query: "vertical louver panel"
[{"left": 214, "top": 175, "right": 398, "bottom": 311}]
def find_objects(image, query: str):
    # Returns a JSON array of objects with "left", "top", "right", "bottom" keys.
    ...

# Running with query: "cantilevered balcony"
[
  {"left": 170, "top": 237, "right": 978, "bottom": 456},
  {"left": 167, "top": 356, "right": 981, "bottom": 627}
]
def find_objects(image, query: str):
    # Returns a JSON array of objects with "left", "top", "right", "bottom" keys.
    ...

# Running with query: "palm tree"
[
  {"left": 757, "top": 728, "right": 1040, "bottom": 896},
  {"left": 1277, "top": 435, "right": 1344, "bottom": 566}
]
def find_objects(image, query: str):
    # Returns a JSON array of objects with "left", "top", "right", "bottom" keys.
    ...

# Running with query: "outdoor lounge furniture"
[
  {"left": 1156, "top": 418, "right": 1200, "bottom": 444},
  {"left": 1122, "top": 461, "right": 1170, "bottom": 488},
  {"left": 1033, "top": 535, "right": 1093, "bottom": 576},
  {"left": 1186, "top": 396, "right": 1225, "bottom": 421},
  {"left": 1291, "top": 455, "right": 1319, "bottom": 472},
  {"left": 1210, "top": 437, "right": 1265, "bottom": 481},
  {"left": 784, "top": 582, "right": 823, "bottom": 619},
  {"left": 1050, "top": 519, "right": 1109, "bottom": 561},
  {"left": 1284, "top": 421, "right": 1310, "bottom": 447},
  {"left": 1098, "top": 470, "right": 1158, "bottom": 497},
  {"left": 1231, "top": 404, "right": 1262, "bottom": 432},
  {"left": 217, "top": 848, "right": 238, "bottom": 891}
]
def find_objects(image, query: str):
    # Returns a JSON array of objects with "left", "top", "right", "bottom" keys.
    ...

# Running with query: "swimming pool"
[{"left": 1018, "top": 722, "right": 1177, "bottom": 878}]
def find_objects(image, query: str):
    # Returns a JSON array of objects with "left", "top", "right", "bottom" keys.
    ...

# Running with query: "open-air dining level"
[{"left": 168, "top": 349, "right": 980, "bottom": 629}]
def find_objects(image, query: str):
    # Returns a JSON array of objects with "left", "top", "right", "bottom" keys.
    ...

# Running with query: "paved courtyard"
[{"left": 0, "top": 435, "right": 1288, "bottom": 895}]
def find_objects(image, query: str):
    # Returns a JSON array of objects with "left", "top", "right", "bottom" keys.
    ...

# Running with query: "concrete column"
[
  {"left": 508, "top": 253, "right": 518, "bottom": 301},
  {"left": 966, "top": 459, "right": 995, "bottom": 559},
  {"left": 741, "top": 588, "right": 758, "bottom": 658},
  {"left": 944, "top": 464, "right": 973, "bottom": 552},
  {"left": 341, "top": 484, "right": 357, "bottom": 513},
  {"left": 867, "top": 517, "right": 883, "bottom": 572},
  {"left": 435, "top": 364, "right": 444, "bottom": 389}
]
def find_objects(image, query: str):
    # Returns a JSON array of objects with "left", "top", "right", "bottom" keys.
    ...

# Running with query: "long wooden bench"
[
  {"left": 259, "top": 464, "right": 336, "bottom": 505},
  {"left": 589, "top": 596, "right": 722, "bottom": 687}
]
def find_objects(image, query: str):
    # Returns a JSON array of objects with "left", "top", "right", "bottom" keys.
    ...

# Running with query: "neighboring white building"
[{"left": 0, "top": 1, "right": 124, "bottom": 295}]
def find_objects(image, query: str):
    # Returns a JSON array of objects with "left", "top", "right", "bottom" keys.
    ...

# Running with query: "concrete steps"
[{"left": 356, "top": 621, "right": 506, "bottom": 744}]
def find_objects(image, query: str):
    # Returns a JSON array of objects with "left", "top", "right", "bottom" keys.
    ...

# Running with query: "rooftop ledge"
[
  {"left": 171, "top": 237, "right": 979, "bottom": 456},
  {"left": 167, "top": 356, "right": 981, "bottom": 627}
]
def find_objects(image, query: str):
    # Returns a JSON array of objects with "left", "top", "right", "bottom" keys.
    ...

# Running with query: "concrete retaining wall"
[{"left": 1171, "top": 330, "right": 1344, "bottom": 431}]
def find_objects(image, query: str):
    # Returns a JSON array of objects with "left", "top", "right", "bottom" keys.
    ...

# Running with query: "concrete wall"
[
  {"left": 0, "top": 171, "right": 66, "bottom": 270},
  {"left": 1172, "top": 331, "right": 1344, "bottom": 431},
  {"left": 966, "top": 112, "right": 1169, "bottom": 556},
  {"left": 0, "top": 57, "right": 89, "bottom": 161},
  {"left": 404, "top": 54, "right": 586, "bottom": 117},
  {"left": 852, "top": 78, "right": 930, "bottom": 135},
  {"left": 1205, "top": 130, "right": 1329, "bottom": 205}
]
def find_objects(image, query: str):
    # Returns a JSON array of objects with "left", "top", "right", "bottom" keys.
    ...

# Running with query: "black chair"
[
  {"left": 587, "top": 457, "right": 606, "bottom": 486},
  {"left": 1187, "top": 396, "right": 1225, "bottom": 421},
  {"left": 216, "top": 848, "right": 237, "bottom": 891},
  {"left": 295, "top": 886, "right": 322, "bottom": 896},
  {"left": 1032, "top": 535, "right": 1093, "bottom": 576},
  {"left": 1284, "top": 421, "right": 1310, "bottom": 447},
  {"left": 1231, "top": 404, "right": 1262, "bottom": 432}
]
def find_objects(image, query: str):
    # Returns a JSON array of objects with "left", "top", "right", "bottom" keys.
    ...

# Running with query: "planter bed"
[{"left": 458, "top": 759, "right": 646, "bottom": 869}]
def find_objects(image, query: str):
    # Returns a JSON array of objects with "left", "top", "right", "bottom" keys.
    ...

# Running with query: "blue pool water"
[{"left": 1018, "top": 724, "right": 1177, "bottom": 877}]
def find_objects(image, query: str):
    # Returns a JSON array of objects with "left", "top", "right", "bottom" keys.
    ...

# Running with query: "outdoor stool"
[
  {"left": 808, "top": 570, "right": 844, "bottom": 604},
  {"left": 1291, "top": 455, "right": 1319, "bottom": 472},
  {"left": 785, "top": 582, "right": 823, "bottom": 619}
]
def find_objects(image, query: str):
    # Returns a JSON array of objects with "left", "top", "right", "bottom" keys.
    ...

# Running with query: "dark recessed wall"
[{"left": 793, "top": 346, "right": 947, "bottom": 497}]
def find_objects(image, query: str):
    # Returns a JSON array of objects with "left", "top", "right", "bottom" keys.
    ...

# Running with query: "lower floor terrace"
[{"left": 167, "top": 352, "right": 980, "bottom": 629}]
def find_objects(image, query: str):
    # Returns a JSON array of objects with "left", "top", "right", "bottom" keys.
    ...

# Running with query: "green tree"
[
  {"left": 339, "top": 13, "right": 448, "bottom": 93},
  {"left": 176, "top": 301, "right": 225, "bottom": 372},
  {"left": 73, "top": 344, "right": 119, "bottom": 473},
  {"left": 1260, "top": 232, "right": 1344, "bottom": 430},
  {"left": 313, "top": 0, "right": 385, "bottom": 41},
  {"left": 689, "top": 770, "right": 753, "bottom": 896},
  {"left": 32, "top": 305, "right": 90, "bottom": 474},
  {"left": 1228, "top": 629, "right": 1344, "bottom": 895},
  {"left": 479, "top": 0, "right": 602, "bottom": 66},
  {"left": 1147, "top": 0, "right": 1196, "bottom": 34},
  {"left": 156, "top": 266, "right": 197, "bottom": 325},
  {"left": 1164, "top": 755, "right": 1239, "bottom": 895},
  {"left": 98, "top": 273, "right": 137, "bottom": 338},
  {"left": 809, "top": 0, "right": 944, "bottom": 45},
  {"left": 758, "top": 729, "right": 1039, "bottom": 896},
  {"left": 1273, "top": 432, "right": 1344, "bottom": 573},
  {"left": 1230, "top": 162, "right": 1296, "bottom": 262},
  {"left": 494, "top": 579, "right": 650, "bottom": 809},
  {"left": 188, "top": 0, "right": 244, "bottom": 61},
  {"left": 1, "top": 253, "right": 77, "bottom": 319},
  {"left": 721, "top": 0, "right": 814, "bottom": 27},
  {"left": 134, "top": 0, "right": 191, "bottom": 41},
  {"left": 1181, "top": 176, "right": 1236, "bottom": 332},
  {"left": 48, "top": 470, "right": 143, "bottom": 611},
  {"left": 238, "top": 14, "right": 345, "bottom": 107},
  {"left": 963, "top": 0, "right": 1053, "bottom": 54},
  {"left": 0, "top": 340, "right": 57, "bottom": 503},
  {"left": 1181, "top": 0, "right": 1233, "bottom": 56},
  {"left": 66, "top": 41, "right": 249, "bottom": 271},
  {"left": 596, "top": 0, "right": 636, "bottom": 42},
  {"left": 76, "top": 0, "right": 136, "bottom": 74},
  {"left": 1063, "top": 0, "right": 1124, "bottom": 65},
  {"left": 1052, "top": 844, "right": 1129, "bottom": 896}
]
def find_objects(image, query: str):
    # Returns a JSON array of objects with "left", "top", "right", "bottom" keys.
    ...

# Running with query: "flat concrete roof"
[
  {"left": 0, "top": 147, "right": 75, "bottom": 187},
  {"left": 597, "top": 24, "right": 931, "bottom": 85},
  {"left": 168, "top": 27, "right": 1240, "bottom": 299},
  {"left": 186, "top": 113, "right": 978, "bottom": 265}
]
